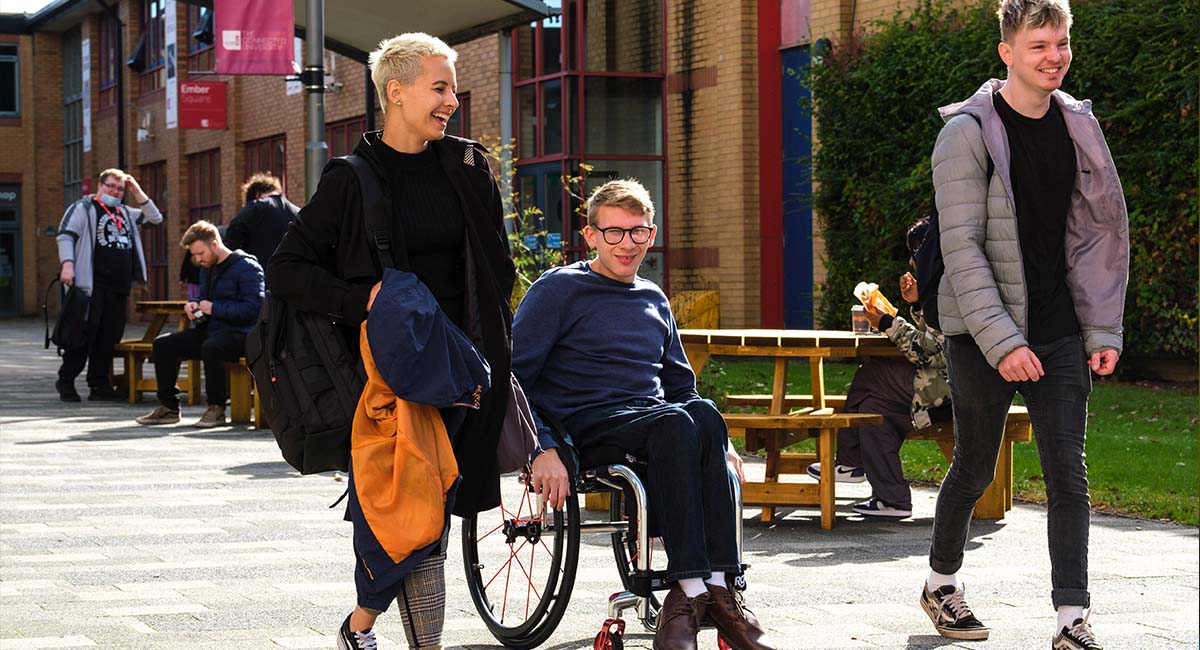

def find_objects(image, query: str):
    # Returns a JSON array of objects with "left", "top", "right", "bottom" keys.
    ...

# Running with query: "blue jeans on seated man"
[{"left": 564, "top": 397, "right": 739, "bottom": 583}]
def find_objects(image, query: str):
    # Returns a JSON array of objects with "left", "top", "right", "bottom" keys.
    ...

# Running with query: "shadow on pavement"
[
  {"left": 16, "top": 425, "right": 174, "bottom": 443},
  {"left": 905, "top": 634, "right": 962, "bottom": 648},
  {"left": 223, "top": 461, "right": 302, "bottom": 480}
]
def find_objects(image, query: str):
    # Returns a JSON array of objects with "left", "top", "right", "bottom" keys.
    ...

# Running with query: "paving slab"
[{"left": 1, "top": 317, "right": 1196, "bottom": 650}]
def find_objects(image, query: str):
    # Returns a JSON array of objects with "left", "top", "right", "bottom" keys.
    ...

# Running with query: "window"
[
  {"left": 1, "top": 44, "right": 19, "bottom": 116},
  {"left": 326, "top": 116, "right": 365, "bottom": 158},
  {"left": 446, "top": 92, "right": 470, "bottom": 138},
  {"left": 62, "top": 29, "right": 83, "bottom": 207},
  {"left": 97, "top": 14, "right": 119, "bottom": 110},
  {"left": 139, "top": 0, "right": 166, "bottom": 95},
  {"left": 186, "top": 5, "right": 214, "bottom": 73},
  {"left": 512, "top": 0, "right": 668, "bottom": 287},
  {"left": 244, "top": 135, "right": 287, "bottom": 191},
  {"left": 188, "top": 149, "right": 221, "bottom": 225},
  {"left": 139, "top": 162, "right": 169, "bottom": 300}
]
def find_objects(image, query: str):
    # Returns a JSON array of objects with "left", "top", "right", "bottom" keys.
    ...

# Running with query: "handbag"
[
  {"left": 43, "top": 279, "right": 88, "bottom": 354},
  {"left": 496, "top": 372, "right": 540, "bottom": 473}
]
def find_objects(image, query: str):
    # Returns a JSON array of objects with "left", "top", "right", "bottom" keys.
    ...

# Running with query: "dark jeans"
[
  {"left": 59, "top": 288, "right": 127, "bottom": 390},
  {"left": 837, "top": 358, "right": 916, "bottom": 510},
  {"left": 152, "top": 326, "right": 246, "bottom": 409},
  {"left": 565, "top": 398, "right": 739, "bottom": 583},
  {"left": 931, "top": 334, "right": 1092, "bottom": 608}
]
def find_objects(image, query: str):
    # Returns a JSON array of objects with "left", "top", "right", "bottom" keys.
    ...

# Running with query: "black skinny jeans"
[
  {"left": 58, "top": 288, "right": 127, "bottom": 390},
  {"left": 930, "top": 334, "right": 1093, "bottom": 608},
  {"left": 565, "top": 398, "right": 740, "bottom": 583},
  {"left": 151, "top": 326, "right": 246, "bottom": 409}
]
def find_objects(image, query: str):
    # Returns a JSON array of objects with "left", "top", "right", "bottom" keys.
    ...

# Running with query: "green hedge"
[{"left": 810, "top": 0, "right": 1198, "bottom": 359}]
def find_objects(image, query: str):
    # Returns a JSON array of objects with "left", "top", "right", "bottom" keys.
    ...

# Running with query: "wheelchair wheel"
[
  {"left": 463, "top": 476, "right": 580, "bottom": 649},
  {"left": 608, "top": 488, "right": 661, "bottom": 631}
]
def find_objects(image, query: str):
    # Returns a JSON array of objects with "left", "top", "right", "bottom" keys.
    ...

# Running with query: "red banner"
[
  {"left": 215, "top": 0, "right": 294, "bottom": 75},
  {"left": 179, "top": 81, "right": 227, "bottom": 129}
]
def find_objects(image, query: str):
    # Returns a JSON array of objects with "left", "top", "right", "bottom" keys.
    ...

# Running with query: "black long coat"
[{"left": 266, "top": 132, "right": 516, "bottom": 516}]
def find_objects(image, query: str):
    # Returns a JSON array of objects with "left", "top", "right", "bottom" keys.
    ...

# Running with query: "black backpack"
[
  {"left": 915, "top": 114, "right": 993, "bottom": 331},
  {"left": 42, "top": 278, "right": 88, "bottom": 354},
  {"left": 245, "top": 154, "right": 399, "bottom": 475}
]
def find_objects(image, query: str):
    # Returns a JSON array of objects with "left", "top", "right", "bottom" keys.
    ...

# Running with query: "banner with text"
[
  {"left": 179, "top": 81, "right": 227, "bottom": 129},
  {"left": 165, "top": 0, "right": 178, "bottom": 128},
  {"left": 214, "top": 0, "right": 294, "bottom": 75}
]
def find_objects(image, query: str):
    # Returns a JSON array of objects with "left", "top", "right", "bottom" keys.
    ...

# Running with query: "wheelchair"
[{"left": 461, "top": 441, "right": 746, "bottom": 650}]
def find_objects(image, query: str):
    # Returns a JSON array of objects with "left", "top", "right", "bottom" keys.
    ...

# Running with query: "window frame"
[
  {"left": 97, "top": 13, "right": 119, "bottom": 110},
  {"left": 243, "top": 134, "right": 288, "bottom": 193},
  {"left": 139, "top": 161, "right": 170, "bottom": 301},
  {"left": 325, "top": 115, "right": 366, "bottom": 158},
  {"left": 139, "top": 0, "right": 166, "bottom": 96},
  {"left": 187, "top": 149, "right": 222, "bottom": 225},
  {"left": 0, "top": 43, "right": 19, "bottom": 117},
  {"left": 186, "top": 5, "right": 215, "bottom": 74}
]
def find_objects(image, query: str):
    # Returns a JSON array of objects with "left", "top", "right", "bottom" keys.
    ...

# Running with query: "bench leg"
[
  {"left": 760, "top": 432, "right": 780, "bottom": 522},
  {"left": 126, "top": 353, "right": 141, "bottom": 404},
  {"left": 817, "top": 428, "right": 836, "bottom": 530},
  {"left": 228, "top": 365, "right": 252, "bottom": 423},
  {"left": 186, "top": 359, "right": 201, "bottom": 405},
  {"left": 973, "top": 441, "right": 1014, "bottom": 519}
]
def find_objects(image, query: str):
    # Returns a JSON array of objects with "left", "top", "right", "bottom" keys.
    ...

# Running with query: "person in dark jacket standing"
[
  {"left": 922, "top": 1, "right": 1128, "bottom": 648},
  {"left": 136, "top": 221, "right": 264, "bottom": 428},
  {"left": 55, "top": 168, "right": 163, "bottom": 402},
  {"left": 223, "top": 173, "right": 299, "bottom": 265},
  {"left": 266, "top": 32, "right": 558, "bottom": 650}
]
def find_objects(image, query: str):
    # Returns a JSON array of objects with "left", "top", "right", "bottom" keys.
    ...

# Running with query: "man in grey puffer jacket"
[{"left": 920, "top": 2, "right": 1127, "bottom": 649}]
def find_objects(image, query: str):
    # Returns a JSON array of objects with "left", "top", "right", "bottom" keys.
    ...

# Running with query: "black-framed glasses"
[{"left": 597, "top": 226, "right": 653, "bottom": 245}]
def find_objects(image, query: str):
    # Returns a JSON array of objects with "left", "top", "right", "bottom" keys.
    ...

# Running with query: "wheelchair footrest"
[{"left": 594, "top": 617, "right": 626, "bottom": 650}]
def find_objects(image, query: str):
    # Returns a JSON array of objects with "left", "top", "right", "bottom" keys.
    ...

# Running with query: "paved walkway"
[{"left": 0, "top": 317, "right": 1196, "bottom": 650}]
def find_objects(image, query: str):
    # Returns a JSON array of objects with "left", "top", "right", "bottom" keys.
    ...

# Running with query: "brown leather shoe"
[
  {"left": 653, "top": 583, "right": 711, "bottom": 650},
  {"left": 705, "top": 584, "right": 777, "bottom": 650}
]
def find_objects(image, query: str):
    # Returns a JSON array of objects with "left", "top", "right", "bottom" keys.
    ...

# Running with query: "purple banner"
[{"left": 215, "top": 0, "right": 294, "bottom": 75}]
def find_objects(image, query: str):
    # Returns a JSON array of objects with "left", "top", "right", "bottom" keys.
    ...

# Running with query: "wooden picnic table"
[
  {"left": 680, "top": 328, "right": 904, "bottom": 528},
  {"left": 115, "top": 301, "right": 195, "bottom": 404}
]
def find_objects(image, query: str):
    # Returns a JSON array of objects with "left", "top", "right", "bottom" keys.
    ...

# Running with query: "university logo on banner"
[
  {"left": 179, "top": 81, "right": 227, "bottom": 129},
  {"left": 215, "top": 0, "right": 294, "bottom": 75}
]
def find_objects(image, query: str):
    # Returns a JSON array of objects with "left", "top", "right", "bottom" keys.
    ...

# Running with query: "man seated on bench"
[
  {"left": 136, "top": 221, "right": 264, "bottom": 428},
  {"left": 807, "top": 217, "right": 951, "bottom": 519},
  {"left": 513, "top": 179, "right": 775, "bottom": 650}
]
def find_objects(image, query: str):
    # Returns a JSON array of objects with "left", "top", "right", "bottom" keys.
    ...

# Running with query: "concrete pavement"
[{"left": 0, "top": 317, "right": 1196, "bottom": 649}]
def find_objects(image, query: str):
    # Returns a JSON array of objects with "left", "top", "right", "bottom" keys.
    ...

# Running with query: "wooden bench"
[
  {"left": 725, "top": 394, "right": 1033, "bottom": 520},
  {"left": 723, "top": 410, "right": 885, "bottom": 530},
  {"left": 115, "top": 340, "right": 259, "bottom": 426}
]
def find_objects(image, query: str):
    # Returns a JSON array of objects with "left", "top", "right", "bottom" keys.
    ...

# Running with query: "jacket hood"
[{"left": 938, "top": 78, "right": 1094, "bottom": 123}]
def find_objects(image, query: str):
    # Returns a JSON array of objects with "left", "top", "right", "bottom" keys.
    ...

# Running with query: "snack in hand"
[{"left": 853, "top": 281, "right": 898, "bottom": 317}]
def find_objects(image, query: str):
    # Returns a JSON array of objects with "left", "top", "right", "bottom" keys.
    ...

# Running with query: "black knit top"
[{"left": 373, "top": 139, "right": 467, "bottom": 326}]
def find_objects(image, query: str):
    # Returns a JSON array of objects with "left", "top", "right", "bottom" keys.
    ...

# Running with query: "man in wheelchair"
[{"left": 515, "top": 179, "right": 777, "bottom": 650}]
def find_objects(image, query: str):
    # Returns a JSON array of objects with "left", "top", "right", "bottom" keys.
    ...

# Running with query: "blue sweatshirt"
[{"left": 512, "top": 261, "right": 700, "bottom": 450}]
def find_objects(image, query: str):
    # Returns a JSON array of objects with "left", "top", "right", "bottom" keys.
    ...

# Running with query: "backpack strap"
[{"left": 342, "top": 153, "right": 403, "bottom": 271}]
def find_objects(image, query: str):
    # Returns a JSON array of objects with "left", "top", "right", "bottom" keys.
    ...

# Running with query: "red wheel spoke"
[
  {"left": 478, "top": 519, "right": 506, "bottom": 543},
  {"left": 484, "top": 539, "right": 527, "bottom": 590}
]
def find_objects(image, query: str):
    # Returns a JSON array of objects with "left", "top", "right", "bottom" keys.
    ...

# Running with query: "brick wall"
[
  {"left": 455, "top": 35, "right": 501, "bottom": 144},
  {"left": 0, "top": 34, "right": 39, "bottom": 314},
  {"left": 665, "top": 0, "right": 761, "bottom": 327}
]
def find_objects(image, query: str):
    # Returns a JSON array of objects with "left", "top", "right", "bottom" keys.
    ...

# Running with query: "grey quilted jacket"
[{"left": 932, "top": 78, "right": 1129, "bottom": 368}]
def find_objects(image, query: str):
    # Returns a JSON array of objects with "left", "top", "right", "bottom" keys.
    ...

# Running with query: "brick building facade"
[{"left": 1, "top": 0, "right": 964, "bottom": 327}]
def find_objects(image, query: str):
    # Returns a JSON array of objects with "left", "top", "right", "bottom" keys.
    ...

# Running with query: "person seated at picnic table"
[
  {"left": 807, "top": 217, "right": 951, "bottom": 519},
  {"left": 512, "top": 178, "right": 776, "bottom": 650}
]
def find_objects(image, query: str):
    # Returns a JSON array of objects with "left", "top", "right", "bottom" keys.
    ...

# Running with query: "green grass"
[{"left": 697, "top": 358, "right": 1199, "bottom": 526}]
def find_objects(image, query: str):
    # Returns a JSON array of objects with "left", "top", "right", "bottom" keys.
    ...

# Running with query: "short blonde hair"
[
  {"left": 180, "top": 220, "right": 221, "bottom": 248},
  {"left": 586, "top": 179, "right": 655, "bottom": 228},
  {"left": 98, "top": 168, "right": 127, "bottom": 185},
  {"left": 368, "top": 33, "right": 457, "bottom": 113},
  {"left": 998, "top": 0, "right": 1072, "bottom": 43}
]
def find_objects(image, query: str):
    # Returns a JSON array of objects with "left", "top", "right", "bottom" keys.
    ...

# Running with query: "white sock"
[
  {"left": 926, "top": 570, "right": 958, "bottom": 592},
  {"left": 704, "top": 571, "right": 726, "bottom": 589},
  {"left": 1057, "top": 605, "right": 1084, "bottom": 632},
  {"left": 678, "top": 578, "right": 707, "bottom": 598}
]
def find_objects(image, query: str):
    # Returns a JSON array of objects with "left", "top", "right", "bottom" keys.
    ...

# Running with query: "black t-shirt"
[
  {"left": 92, "top": 199, "right": 135, "bottom": 294},
  {"left": 373, "top": 139, "right": 467, "bottom": 326},
  {"left": 994, "top": 92, "right": 1079, "bottom": 344}
]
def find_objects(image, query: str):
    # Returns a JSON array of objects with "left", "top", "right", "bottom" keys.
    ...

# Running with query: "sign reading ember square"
[{"left": 179, "top": 81, "right": 227, "bottom": 130}]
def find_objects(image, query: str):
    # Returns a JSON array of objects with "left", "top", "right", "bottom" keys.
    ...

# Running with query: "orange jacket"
[{"left": 351, "top": 323, "right": 459, "bottom": 563}]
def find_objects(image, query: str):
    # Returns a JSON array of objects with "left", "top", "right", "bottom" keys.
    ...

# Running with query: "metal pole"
[{"left": 304, "top": 0, "right": 328, "bottom": 200}]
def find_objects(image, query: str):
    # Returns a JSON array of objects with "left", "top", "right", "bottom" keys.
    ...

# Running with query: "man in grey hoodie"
[
  {"left": 921, "top": 2, "right": 1127, "bottom": 649},
  {"left": 56, "top": 168, "right": 162, "bottom": 402}
]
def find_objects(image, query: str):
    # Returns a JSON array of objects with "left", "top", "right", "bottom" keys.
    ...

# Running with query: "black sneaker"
[
  {"left": 920, "top": 584, "right": 989, "bottom": 640},
  {"left": 55, "top": 379, "right": 81, "bottom": 402},
  {"left": 88, "top": 386, "right": 123, "bottom": 401},
  {"left": 337, "top": 614, "right": 378, "bottom": 650},
  {"left": 1053, "top": 616, "right": 1103, "bottom": 649}
]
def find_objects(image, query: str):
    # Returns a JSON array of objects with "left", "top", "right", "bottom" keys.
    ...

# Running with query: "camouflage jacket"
[{"left": 883, "top": 306, "right": 951, "bottom": 429}]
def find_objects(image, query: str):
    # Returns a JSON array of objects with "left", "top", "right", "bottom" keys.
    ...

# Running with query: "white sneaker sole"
[
  {"left": 920, "top": 590, "right": 990, "bottom": 641},
  {"left": 806, "top": 470, "right": 867, "bottom": 484}
]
